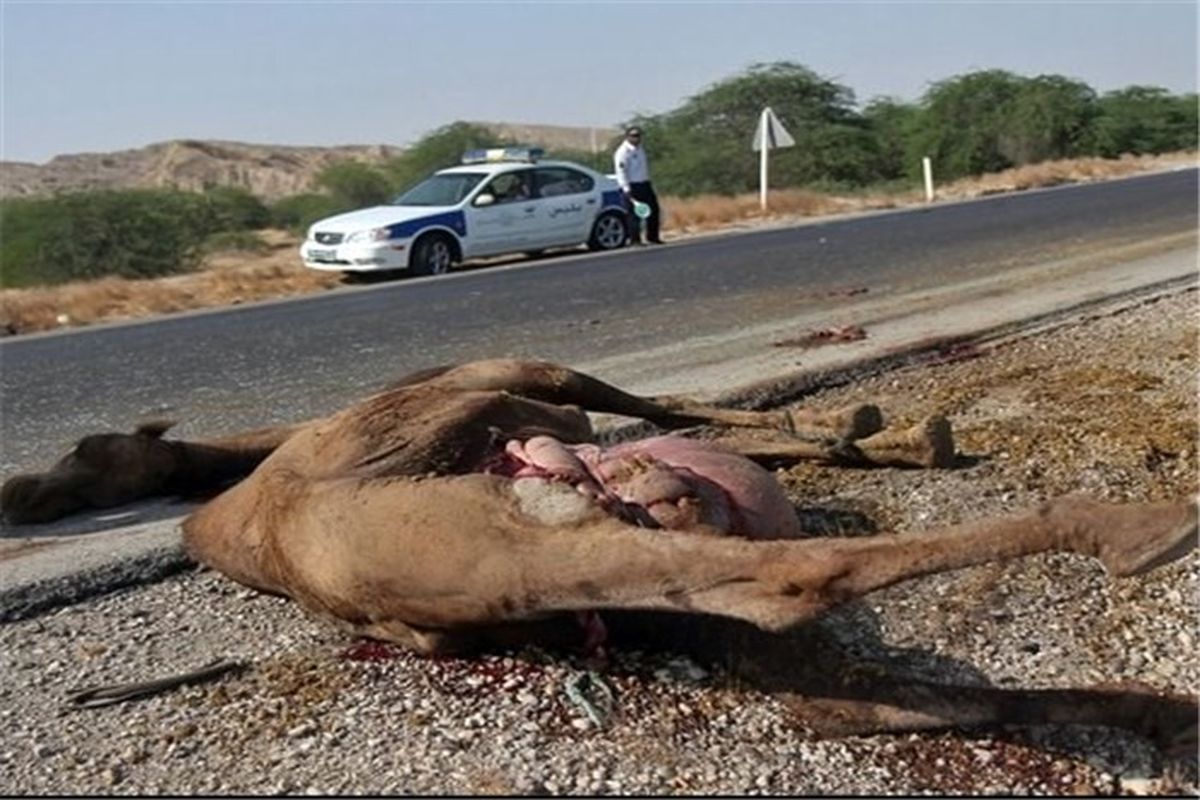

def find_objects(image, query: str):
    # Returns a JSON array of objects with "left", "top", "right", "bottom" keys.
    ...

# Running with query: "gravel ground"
[{"left": 1, "top": 289, "right": 1197, "bottom": 796}]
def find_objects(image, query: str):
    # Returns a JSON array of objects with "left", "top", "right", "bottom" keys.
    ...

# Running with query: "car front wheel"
[
  {"left": 588, "top": 212, "right": 628, "bottom": 251},
  {"left": 411, "top": 234, "right": 455, "bottom": 276}
]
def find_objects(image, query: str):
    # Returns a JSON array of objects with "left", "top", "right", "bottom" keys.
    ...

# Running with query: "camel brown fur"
[
  {"left": 2, "top": 358, "right": 1196, "bottom": 748},
  {"left": 0, "top": 420, "right": 307, "bottom": 525},
  {"left": 0, "top": 359, "right": 896, "bottom": 527}
]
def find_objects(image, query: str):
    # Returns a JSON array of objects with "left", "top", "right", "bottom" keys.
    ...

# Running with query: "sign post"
[{"left": 751, "top": 107, "right": 795, "bottom": 210}]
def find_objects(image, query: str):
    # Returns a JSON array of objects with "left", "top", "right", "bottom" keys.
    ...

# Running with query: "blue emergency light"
[{"left": 461, "top": 147, "right": 545, "bottom": 165}]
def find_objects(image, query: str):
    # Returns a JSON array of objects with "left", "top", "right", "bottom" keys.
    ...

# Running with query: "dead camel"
[{"left": 2, "top": 358, "right": 1195, "bottom": 748}]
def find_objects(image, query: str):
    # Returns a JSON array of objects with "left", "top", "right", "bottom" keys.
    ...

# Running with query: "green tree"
[
  {"left": 541, "top": 147, "right": 613, "bottom": 174},
  {"left": 862, "top": 97, "right": 922, "bottom": 181},
  {"left": 382, "top": 122, "right": 516, "bottom": 193},
  {"left": 315, "top": 160, "right": 392, "bottom": 208},
  {"left": 1001, "top": 75, "right": 1098, "bottom": 164},
  {"left": 1093, "top": 86, "right": 1199, "bottom": 157},
  {"left": 625, "top": 62, "right": 878, "bottom": 195},
  {"left": 908, "top": 69, "right": 1027, "bottom": 179}
]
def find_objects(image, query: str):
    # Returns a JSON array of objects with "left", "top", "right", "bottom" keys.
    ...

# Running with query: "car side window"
[
  {"left": 483, "top": 171, "right": 534, "bottom": 204},
  {"left": 535, "top": 167, "right": 594, "bottom": 198}
]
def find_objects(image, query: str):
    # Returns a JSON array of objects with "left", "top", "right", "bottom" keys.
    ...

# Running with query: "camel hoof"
[
  {"left": 1050, "top": 496, "right": 1199, "bottom": 577},
  {"left": 841, "top": 404, "right": 885, "bottom": 441},
  {"left": 853, "top": 415, "right": 956, "bottom": 469},
  {"left": 921, "top": 415, "right": 956, "bottom": 469},
  {"left": 1104, "top": 499, "right": 1199, "bottom": 577}
]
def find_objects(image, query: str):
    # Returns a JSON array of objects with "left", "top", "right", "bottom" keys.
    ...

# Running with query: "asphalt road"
[{"left": 1, "top": 168, "right": 1195, "bottom": 473}]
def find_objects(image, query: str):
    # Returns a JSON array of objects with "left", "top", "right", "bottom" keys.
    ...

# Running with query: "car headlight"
[{"left": 346, "top": 227, "right": 391, "bottom": 243}]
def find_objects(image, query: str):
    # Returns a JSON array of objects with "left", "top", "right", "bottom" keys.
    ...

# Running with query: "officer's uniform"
[{"left": 613, "top": 132, "right": 662, "bottom": 245}]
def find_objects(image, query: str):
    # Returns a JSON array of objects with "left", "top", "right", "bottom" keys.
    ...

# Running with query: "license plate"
[{"left": 308, "top": 248, "right": 337, "bottom": 261}]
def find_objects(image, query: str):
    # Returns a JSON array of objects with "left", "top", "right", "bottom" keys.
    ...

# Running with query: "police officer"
[{"left": 612, "top": 126, "right": 662, "bottom": 245}]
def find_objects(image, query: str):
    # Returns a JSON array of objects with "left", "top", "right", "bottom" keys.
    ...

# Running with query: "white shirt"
[{"left": 613, "top": 140, "right": 650, "bottom": 190}]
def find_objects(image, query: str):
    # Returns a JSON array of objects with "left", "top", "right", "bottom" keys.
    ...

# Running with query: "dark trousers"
[{"left": 626, "top": 181, "right": 661, "bottom": 244}]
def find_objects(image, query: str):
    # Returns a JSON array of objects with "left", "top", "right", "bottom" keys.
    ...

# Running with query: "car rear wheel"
[
  {"left": 411, "top": 234, "right": 455, "bottom": 276},
  {"left": 588, "top": 212, "right": 628, "bottom": 251}
]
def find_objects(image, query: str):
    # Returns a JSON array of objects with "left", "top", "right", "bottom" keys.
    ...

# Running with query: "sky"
[{"left": 1, "top": 1, "right": 1196, "bottom": 164}]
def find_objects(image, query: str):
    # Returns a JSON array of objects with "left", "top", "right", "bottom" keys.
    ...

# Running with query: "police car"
[{"left": 300, "top": 147, "right": 630, "bottom": 276}]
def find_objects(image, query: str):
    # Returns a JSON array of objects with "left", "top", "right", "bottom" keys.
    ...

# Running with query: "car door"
[
  {"left": 532, "top": 166, "right": 596, "bottom": 246},
  {"left": 462, "top": 169, "right": 544, "bottom": 257}
]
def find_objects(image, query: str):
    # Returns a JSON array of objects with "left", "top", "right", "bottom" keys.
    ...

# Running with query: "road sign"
[
  {"left": 752, "top": 106, "right": 795, "bottom": 151},
  {"left": 752, "top": 107, "right": 795, "bottom": 210}
]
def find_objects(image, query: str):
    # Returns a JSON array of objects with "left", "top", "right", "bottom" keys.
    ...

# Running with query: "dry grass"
[
  {"left": 935, "top": 151, "right": 1197, "bottom": 199},
  {"left": 0, "top": 230, "right": 340, "bottom": 334},
  {"left": 663, "top": 188, "right": 900, "bottom": 232},
  {"left": 664, "top": 150, "right": 1197, "bottom": 230},
  {"left": 1, "top": 151, "right": 1194, "bottom": 336}
]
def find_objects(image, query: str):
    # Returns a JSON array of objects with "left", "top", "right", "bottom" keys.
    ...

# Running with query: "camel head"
[{"left": 1, "top": 421, "right": 182, "bottom": 525}]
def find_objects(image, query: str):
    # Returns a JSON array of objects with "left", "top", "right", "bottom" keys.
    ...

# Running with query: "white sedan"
[{"left": 300, "top": 148, "right": 631, "bottom": 277}]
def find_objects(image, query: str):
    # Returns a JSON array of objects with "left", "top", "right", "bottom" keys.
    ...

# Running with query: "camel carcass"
[{"left": 2, "top": 358, "right": 1195, "bottom": 748}]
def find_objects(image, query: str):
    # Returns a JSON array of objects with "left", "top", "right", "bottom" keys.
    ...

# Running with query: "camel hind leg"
[
  {"left": 711, "top": 415, "right": 957, "bottom": 469},
  {"left": 422, "top": 358, "right": 882, "bottom": 441}
]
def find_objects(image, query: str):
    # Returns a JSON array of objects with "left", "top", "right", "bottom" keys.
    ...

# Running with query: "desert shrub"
[
  {"left": 202, "top": 230, "right": 270, "bottom": 255},
  {"left": 315, "top": 161, "right": 392, "bottom": 208},
  {"left": 268, "top": 193, "right": 351, "bottom": 233},
  {"left": 1093, "top": 87, "right": 1199, "bottom": 157},
  {"left": 202, "top": 186, "right": 271, "bottom": 230},
  {"left": 0, "top": 189, "right": 223, "bottom": 287}
]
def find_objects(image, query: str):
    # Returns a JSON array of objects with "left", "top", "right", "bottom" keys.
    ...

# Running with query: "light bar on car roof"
[{"left": 461, "top": 147, "right": 545, "bottom": 165}]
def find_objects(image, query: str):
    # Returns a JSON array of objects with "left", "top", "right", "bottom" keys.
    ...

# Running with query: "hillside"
[
  {"left": 0, "top": 123, "right": 619, "bottom": 201},
  {"left": 0, "top": 140, "right": 402, "bottom": 201}
]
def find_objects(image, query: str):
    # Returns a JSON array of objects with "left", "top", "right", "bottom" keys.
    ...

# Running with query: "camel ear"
[{"left": 134, "top": 420, "right": 176, "bottom": 439}]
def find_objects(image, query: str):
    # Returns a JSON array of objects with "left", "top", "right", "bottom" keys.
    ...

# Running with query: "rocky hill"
[
  {"left": 0, "top": 140, "right": 402, "bottom": 202},
  {"left": 0, "top": 123, "right": 620, "bottom": 201}
]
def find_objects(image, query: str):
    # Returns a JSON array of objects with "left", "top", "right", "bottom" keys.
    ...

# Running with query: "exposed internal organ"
[{"left": 487, "top": 434, "right": 800, "bottom": 540}]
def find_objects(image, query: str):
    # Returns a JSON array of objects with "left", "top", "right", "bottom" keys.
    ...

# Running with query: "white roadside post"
[
  {"left": 923, "top": 156, "right": 935, "bottom": 202},
  {"left": 752, "top": 107, "right": 795, "bottom": 211}
]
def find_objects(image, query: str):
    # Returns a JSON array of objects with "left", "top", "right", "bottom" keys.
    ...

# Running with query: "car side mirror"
[{"left": 473, "top": 193, "right": 495, "bottom": 207}]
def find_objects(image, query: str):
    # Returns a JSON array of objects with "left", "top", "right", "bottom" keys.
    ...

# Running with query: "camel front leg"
[
  {"left": 419, "top": 358, "right": 883, "bottom": 441},
  {"left": 645, "top": 394, "right": 883, "bottom": 442}
]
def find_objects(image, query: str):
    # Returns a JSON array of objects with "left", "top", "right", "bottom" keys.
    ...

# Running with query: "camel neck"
[{"left": 162, "top": 439, "right": 275, "bottom": 495}]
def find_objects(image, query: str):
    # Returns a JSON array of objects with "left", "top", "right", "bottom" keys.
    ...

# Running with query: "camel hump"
[{"left": 134, "top": 419, "right": 177, "bottom": 438}]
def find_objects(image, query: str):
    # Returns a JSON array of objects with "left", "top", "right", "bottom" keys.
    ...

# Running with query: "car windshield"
[{"left": 391, "top": 173, "right": 486, "bottom": 206}]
